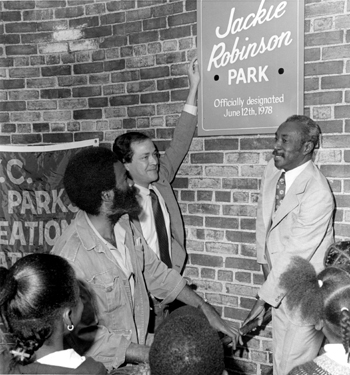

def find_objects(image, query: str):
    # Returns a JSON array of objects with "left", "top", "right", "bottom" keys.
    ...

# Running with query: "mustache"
[{"left": 272, "top": 150, "right": 284, "bottom": 157}]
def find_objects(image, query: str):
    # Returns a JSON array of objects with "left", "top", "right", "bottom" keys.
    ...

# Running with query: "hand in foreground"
[
  {"left": 241, "top": 298, "right": 267, "bottom": 331},
  {"left": 199, "top": 301, "right": 243, "bottom": 350}
]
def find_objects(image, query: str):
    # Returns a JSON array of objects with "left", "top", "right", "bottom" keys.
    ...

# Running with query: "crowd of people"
[{"left": 0, "top": 56, "right": 348, "bottom": 375}]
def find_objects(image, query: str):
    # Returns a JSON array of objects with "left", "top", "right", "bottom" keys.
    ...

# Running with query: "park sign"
[
  {"left": 0, "top": 139, "right": 98, "bottom": 268},
  {"left": 197, "top": 0, "right": 304, "bottom": 135}
]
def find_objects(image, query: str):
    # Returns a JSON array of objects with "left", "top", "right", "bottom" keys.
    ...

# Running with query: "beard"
[{"left": 107, "top": 185, "right": 142, "bottom": 225}]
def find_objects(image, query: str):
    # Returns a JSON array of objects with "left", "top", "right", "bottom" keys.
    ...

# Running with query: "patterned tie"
[
  {"left": 150, "top": 189, "right": 172, "bottom": 268},
  {"left": 275, "top": 172, "right": 286, "bottom": 211}
]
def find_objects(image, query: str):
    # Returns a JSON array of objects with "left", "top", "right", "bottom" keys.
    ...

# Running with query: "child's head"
[
  {"left": 279, "top": 256, "right": 350, "bottom": 357},
  {"left": 149, "top": 305, "right": 226, "bottom": 375},
  {"left": 0, "top": 253, "right": 82, "bottom": 363}
]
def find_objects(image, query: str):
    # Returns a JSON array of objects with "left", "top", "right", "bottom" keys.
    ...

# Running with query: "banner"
[
  {"left": 197, "top": 0, "right": 304, "bottom": 135},
  {"left": 0, "top": 139, "right": 99, "bottom": 268}
]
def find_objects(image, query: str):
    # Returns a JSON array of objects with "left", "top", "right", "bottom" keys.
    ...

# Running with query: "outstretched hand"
[
  {"left": 199, "top": 302, "right": 243, "bottom": 349},
  {"left": 188, "top": 57, "right": 200, "bottom": 89},
  {"left": 186, "top": 57, "right": 200, "bottom": 106},
  {"left": 241, "top": 298, "right": 267, "bottom": 332}
]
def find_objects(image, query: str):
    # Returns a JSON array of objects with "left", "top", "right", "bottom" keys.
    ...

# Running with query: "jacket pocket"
[{"left": 87, "top": 270, "right": 125, "bottom": 313}]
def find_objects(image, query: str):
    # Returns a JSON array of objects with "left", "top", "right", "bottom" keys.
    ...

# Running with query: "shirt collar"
[
  {"left": 284, "top": 160, "right": 311, "bottom": 192},
  {"left": 135, "top": 183, "right": 151, "bottom": 196},
  {"left": 135, "top": 183, "right": 161, "bottom": 197},
  {"left": 36, "top": 349, "right": 85, "bottom": 369},
  {"left": 324, "top": 343, "right": 350, "bottom": 365},
  {"left": 284, "top": 160, "right": 311, "bottom": 178},
  {"left": 81, "top": 211, "right": 129, "bottom": 252}
]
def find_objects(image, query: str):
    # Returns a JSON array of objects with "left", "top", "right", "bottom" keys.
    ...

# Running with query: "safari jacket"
[{"left": 51, "top": 211, "right": 186, "bottom": 370}]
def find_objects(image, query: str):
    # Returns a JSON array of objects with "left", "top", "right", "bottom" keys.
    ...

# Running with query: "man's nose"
[
  {"left": 127, "top": 178, "right": 134, "bottom": 186},
  {"left": 149, "top": 155, "right": 158, "bottom": 165},
  {"left": 274, "top": 139, "right": 281, "bottom": 149}
]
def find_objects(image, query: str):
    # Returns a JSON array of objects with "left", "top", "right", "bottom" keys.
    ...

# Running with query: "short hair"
[
  {"left": 63, "top": 146, "right": 119, "bottom": 215},
  {"left": 279, "top": 256, "right": 350, "bottom": 358},
  {"left": 0, "top": 253, "right": 79, "bottom": 364},
  {"left": 149, "top": 306, "right": 225, "bottom": 375},
  {"left": 113, "top": 132, "right": 151, "bottom": 163},
  {"left": 285, "top": 115, "right": 321, "bottom": 149}
]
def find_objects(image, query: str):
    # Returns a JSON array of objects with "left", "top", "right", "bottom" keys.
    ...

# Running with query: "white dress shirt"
[
  {"left": 284, "top": 160, "right": 311, "bottom": 194},
  {"left": 136, "top": 184, "right": 171, "bottom": 260}
]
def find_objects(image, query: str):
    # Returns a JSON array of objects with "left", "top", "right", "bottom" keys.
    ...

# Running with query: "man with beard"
[
  {"left": 51, "top": 147, "right": 240, "bottom": 372},
  {"left": 242, "top": 115, "right": 334, "bottom": 375}
]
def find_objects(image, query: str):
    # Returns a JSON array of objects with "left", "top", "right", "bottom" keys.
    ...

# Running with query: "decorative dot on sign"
[
  {"left": 214, "top": 75, "right": 219, "bottom": 81},
  {"left": 278, "top": 68, "right": 284, "bottom": 74}
]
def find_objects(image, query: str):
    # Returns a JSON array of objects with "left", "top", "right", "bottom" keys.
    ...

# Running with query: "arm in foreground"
[{"left": 176, "top": 284, "right": 242, "bottom": 349}]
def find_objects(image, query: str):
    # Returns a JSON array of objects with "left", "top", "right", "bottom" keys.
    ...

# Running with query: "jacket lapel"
[
  {"left": 271, "top": 163, "right": 313, "bottom": 230},
  {"left": 263, "top": 169, "right": 282, "bottom": 229},
  {"left": 131, "top": 216, "right": 143, "bottom": 234}
]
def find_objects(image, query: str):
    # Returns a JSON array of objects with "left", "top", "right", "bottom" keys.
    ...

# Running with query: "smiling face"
[
  {"left": 273, "top": 121, "right": 313, "bottom": 171},
  {"left": 124, "top": 139, "right": 159, "bottom": 188}
]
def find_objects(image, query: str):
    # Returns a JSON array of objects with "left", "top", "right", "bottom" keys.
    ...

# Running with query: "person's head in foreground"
[
  {"left": 63, "top": 146, "right": 141, "bottom": 223},
  {"left": 279, "top": 256, "right": 350, "bottom": 373},
  {"left": 273, "top": 115, "right": 320, "bottom": 171},
  {"left": 149, "top": 305, "right": 227, "bottom": 375},
  {"left": 0, "top": 254, "right": 84, "bottom": 368}
]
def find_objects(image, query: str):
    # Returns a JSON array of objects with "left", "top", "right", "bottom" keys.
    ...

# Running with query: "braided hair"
[
  {"left": 279, "top": 256, "right": 350, "bottom": 361},
  {"left": 0, "top": 253, "right": 79, "bottom": 365}
]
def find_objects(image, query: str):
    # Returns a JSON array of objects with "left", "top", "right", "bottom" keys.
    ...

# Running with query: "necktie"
[
  {"left": 149, "top": 189, "right": 172, "bottom": 268},
  {"left": 275, "top": 172, "right": 286, "bottom": 211}
]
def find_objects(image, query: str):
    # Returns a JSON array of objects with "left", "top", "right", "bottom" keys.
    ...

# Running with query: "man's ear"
[
  {"left": 315, "top": 320, "right": 324, "bottom": 331},
  {"left": 303, "top": 140, "right": 314, "bottom": 155},
  {"left": 101, "top": 189, "right": 114, "bottom": 203},
  {"left": 124, "top": 162, "right": 130, "bottom": 172}
]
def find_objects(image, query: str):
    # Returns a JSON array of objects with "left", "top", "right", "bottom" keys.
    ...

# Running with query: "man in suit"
[
  {"left": 113, "top": 58, "right": 200, "bottom": 330},
  {"left": 242, "top": 115, "right": 334, "bottom": 375}
]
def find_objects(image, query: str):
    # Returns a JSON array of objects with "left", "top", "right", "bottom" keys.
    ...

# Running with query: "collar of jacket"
[{"left": 75, "top": 210, "right": 130, "bottom": 254}]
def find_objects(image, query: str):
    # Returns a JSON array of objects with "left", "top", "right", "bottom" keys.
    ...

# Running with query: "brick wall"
[{"left": 1, "top": 0, "right": 350, "bottom": 374}]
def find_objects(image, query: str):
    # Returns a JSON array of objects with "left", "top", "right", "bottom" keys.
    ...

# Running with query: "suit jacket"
[
  {"left": 257, "top": 159, "right": 334, "bottom": 307},
  {"left": 132, "top": 111, "right": 197, "bottom": 274}
]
